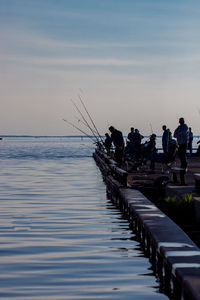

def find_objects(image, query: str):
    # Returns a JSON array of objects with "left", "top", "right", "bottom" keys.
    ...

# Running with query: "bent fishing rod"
[
  {"left": 78, "top": 95, "right": 105, "bottom": 146},
  {"left": 63, "top": 119, "right": 98, "bottom": 144},
  {"left": 71, "top": 99, "right": 101, "bottom": 144}
]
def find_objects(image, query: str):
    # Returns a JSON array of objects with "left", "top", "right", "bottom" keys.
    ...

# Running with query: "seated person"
[
  {"left": 147, "top": 139, "right": 177, "bottom": 171},
  {"left": 142, "top": 134, "right": 157, "bottom": 159}
]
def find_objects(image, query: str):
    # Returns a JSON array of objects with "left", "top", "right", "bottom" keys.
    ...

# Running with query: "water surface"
[{"left": 0, "top": 137, "right": 168, "bottom": 299}]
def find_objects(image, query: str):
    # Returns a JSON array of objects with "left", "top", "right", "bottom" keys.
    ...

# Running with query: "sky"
[{"left": 1, "top": 0, "right": 200, "bottom": 136}]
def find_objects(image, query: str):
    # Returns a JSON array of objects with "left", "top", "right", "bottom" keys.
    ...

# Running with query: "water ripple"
[{"left": 0, "top": 137, "right": 167, "bottom": 299}]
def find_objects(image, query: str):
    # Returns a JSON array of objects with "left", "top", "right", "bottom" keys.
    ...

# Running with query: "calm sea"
[{"left": 0, "top": 136, "right": 170, "bottom": 299}]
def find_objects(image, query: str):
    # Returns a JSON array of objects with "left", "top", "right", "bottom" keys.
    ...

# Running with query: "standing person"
[
  {"left": 104, "top": 133, "right": 112, "bottom": 155},
  {"left": 174, "top": 117, "right": 188, "bottom": 184},
  {"left": 109, "top": 126, "right": 124, "bottom": 165},
  {"left": 127, "top": 127, "right": 135, "bottom": 144},
  {"left": 188, "top": 127, "right": 193, "bottom": 155},
  {"left": 162, "top": 125, "right": 170, "bottom": 153},
  {"left": 134, "top": 129, "right": 144, "bottom": 157},
  {"left": 127, "top": 127, "right": 135, "bottom": 154}
]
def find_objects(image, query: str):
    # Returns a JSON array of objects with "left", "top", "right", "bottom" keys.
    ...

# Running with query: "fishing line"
[
  {"left": 149, "top": 123, "right": 153, "bottom": 134},
  {"left": 74, "top": 116, "right": 99, "bottom": 135},
  {"left": 71, "top": 99, "right": 100, "bottom": 144},
  {"left": 78, "top": 95, "right": 105, "bottom": 147},
  {"left": 63, "top": 119, "right": 97, "bottom": 144}
]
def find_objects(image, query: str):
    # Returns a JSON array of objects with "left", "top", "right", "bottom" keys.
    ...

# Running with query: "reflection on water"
[{"left": 0, "top": 137, "right": 168, "bottom": 299}]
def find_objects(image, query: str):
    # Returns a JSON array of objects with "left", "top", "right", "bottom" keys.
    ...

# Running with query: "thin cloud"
[
  {"left": 1, "top": 27, "right": 200, "bottom": 56},
  {"left": 1, "top": 53, "right": 200, "bottom": 69},
  {"left": 0, "top": 27, "right": 160, "bottom": 50}
]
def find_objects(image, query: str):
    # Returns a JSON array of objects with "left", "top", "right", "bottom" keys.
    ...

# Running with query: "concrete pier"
[{"left": 93, "top": 149, "right": 200, "bottom": 300}]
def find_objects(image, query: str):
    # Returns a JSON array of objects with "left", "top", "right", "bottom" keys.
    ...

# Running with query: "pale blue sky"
[{"left": 1, "top": 0, "right": 200, "bottom": 135}]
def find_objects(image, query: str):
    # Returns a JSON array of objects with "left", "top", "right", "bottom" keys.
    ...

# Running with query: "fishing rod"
[
  {"left": 78, "top": 95, "right": 105, "bottom": 146},
  {"left": 74, "top": 116, "right": 99, "bottom": 136},
  {"left": 71, "top": 99, "right": 100, "bottom": 144},
  {"left": 63, "top": 119, "right": 97, "bottom": 143},
  {"left": 149, "top": 123, "right": 153, "bottom": 134}
]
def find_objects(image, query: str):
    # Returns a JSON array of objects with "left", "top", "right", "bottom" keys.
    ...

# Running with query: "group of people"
[{"left": 104, "top": 118, "right": 196, "bottom": 175}]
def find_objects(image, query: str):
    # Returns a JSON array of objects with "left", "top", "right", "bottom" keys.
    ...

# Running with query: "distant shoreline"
[
  {"left": 0, "top": 135, "right": 200, "bottom": 139},
  {"left": 0, "top": 135, "right": 95, "bottom": 138}
]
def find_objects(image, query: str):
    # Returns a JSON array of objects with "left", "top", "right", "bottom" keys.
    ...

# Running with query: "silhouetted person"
[
  {"left": 104, "top": 133, "right": 112, "bottom": 155},
  {"left": 109, "top": 126, "right": 124, "bottom": 165},
  {"left": 188, "top": 127, "right": 193, "bottom": 155},
  {"left": 127, "top": 127, "right": 135, "bottom": 144},
  {"left": 143, "top": 134, "right": 157, "bottom": 158},
  {"left": 127, "top": 127, "right": 135, "bottom": 155},
  {"left": 162, "top": 125, "right": 170, "bottom": 153},
  {"left": 134, "top": 129, "right": 144, "bottom": 157},
  {"left": 174, "top": 117, "right": 188, "bottom": 184},
  {"left": 148, "top": 139, "right": 177, "bottom": 171}
]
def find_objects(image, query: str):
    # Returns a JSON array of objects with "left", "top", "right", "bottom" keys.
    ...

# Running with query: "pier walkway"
[
  {"left": 126, "top": 155, "right": 200, "bottom": 225},
  {"left": 93, "top": 149, "right": 200, "bottom": 300}
]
